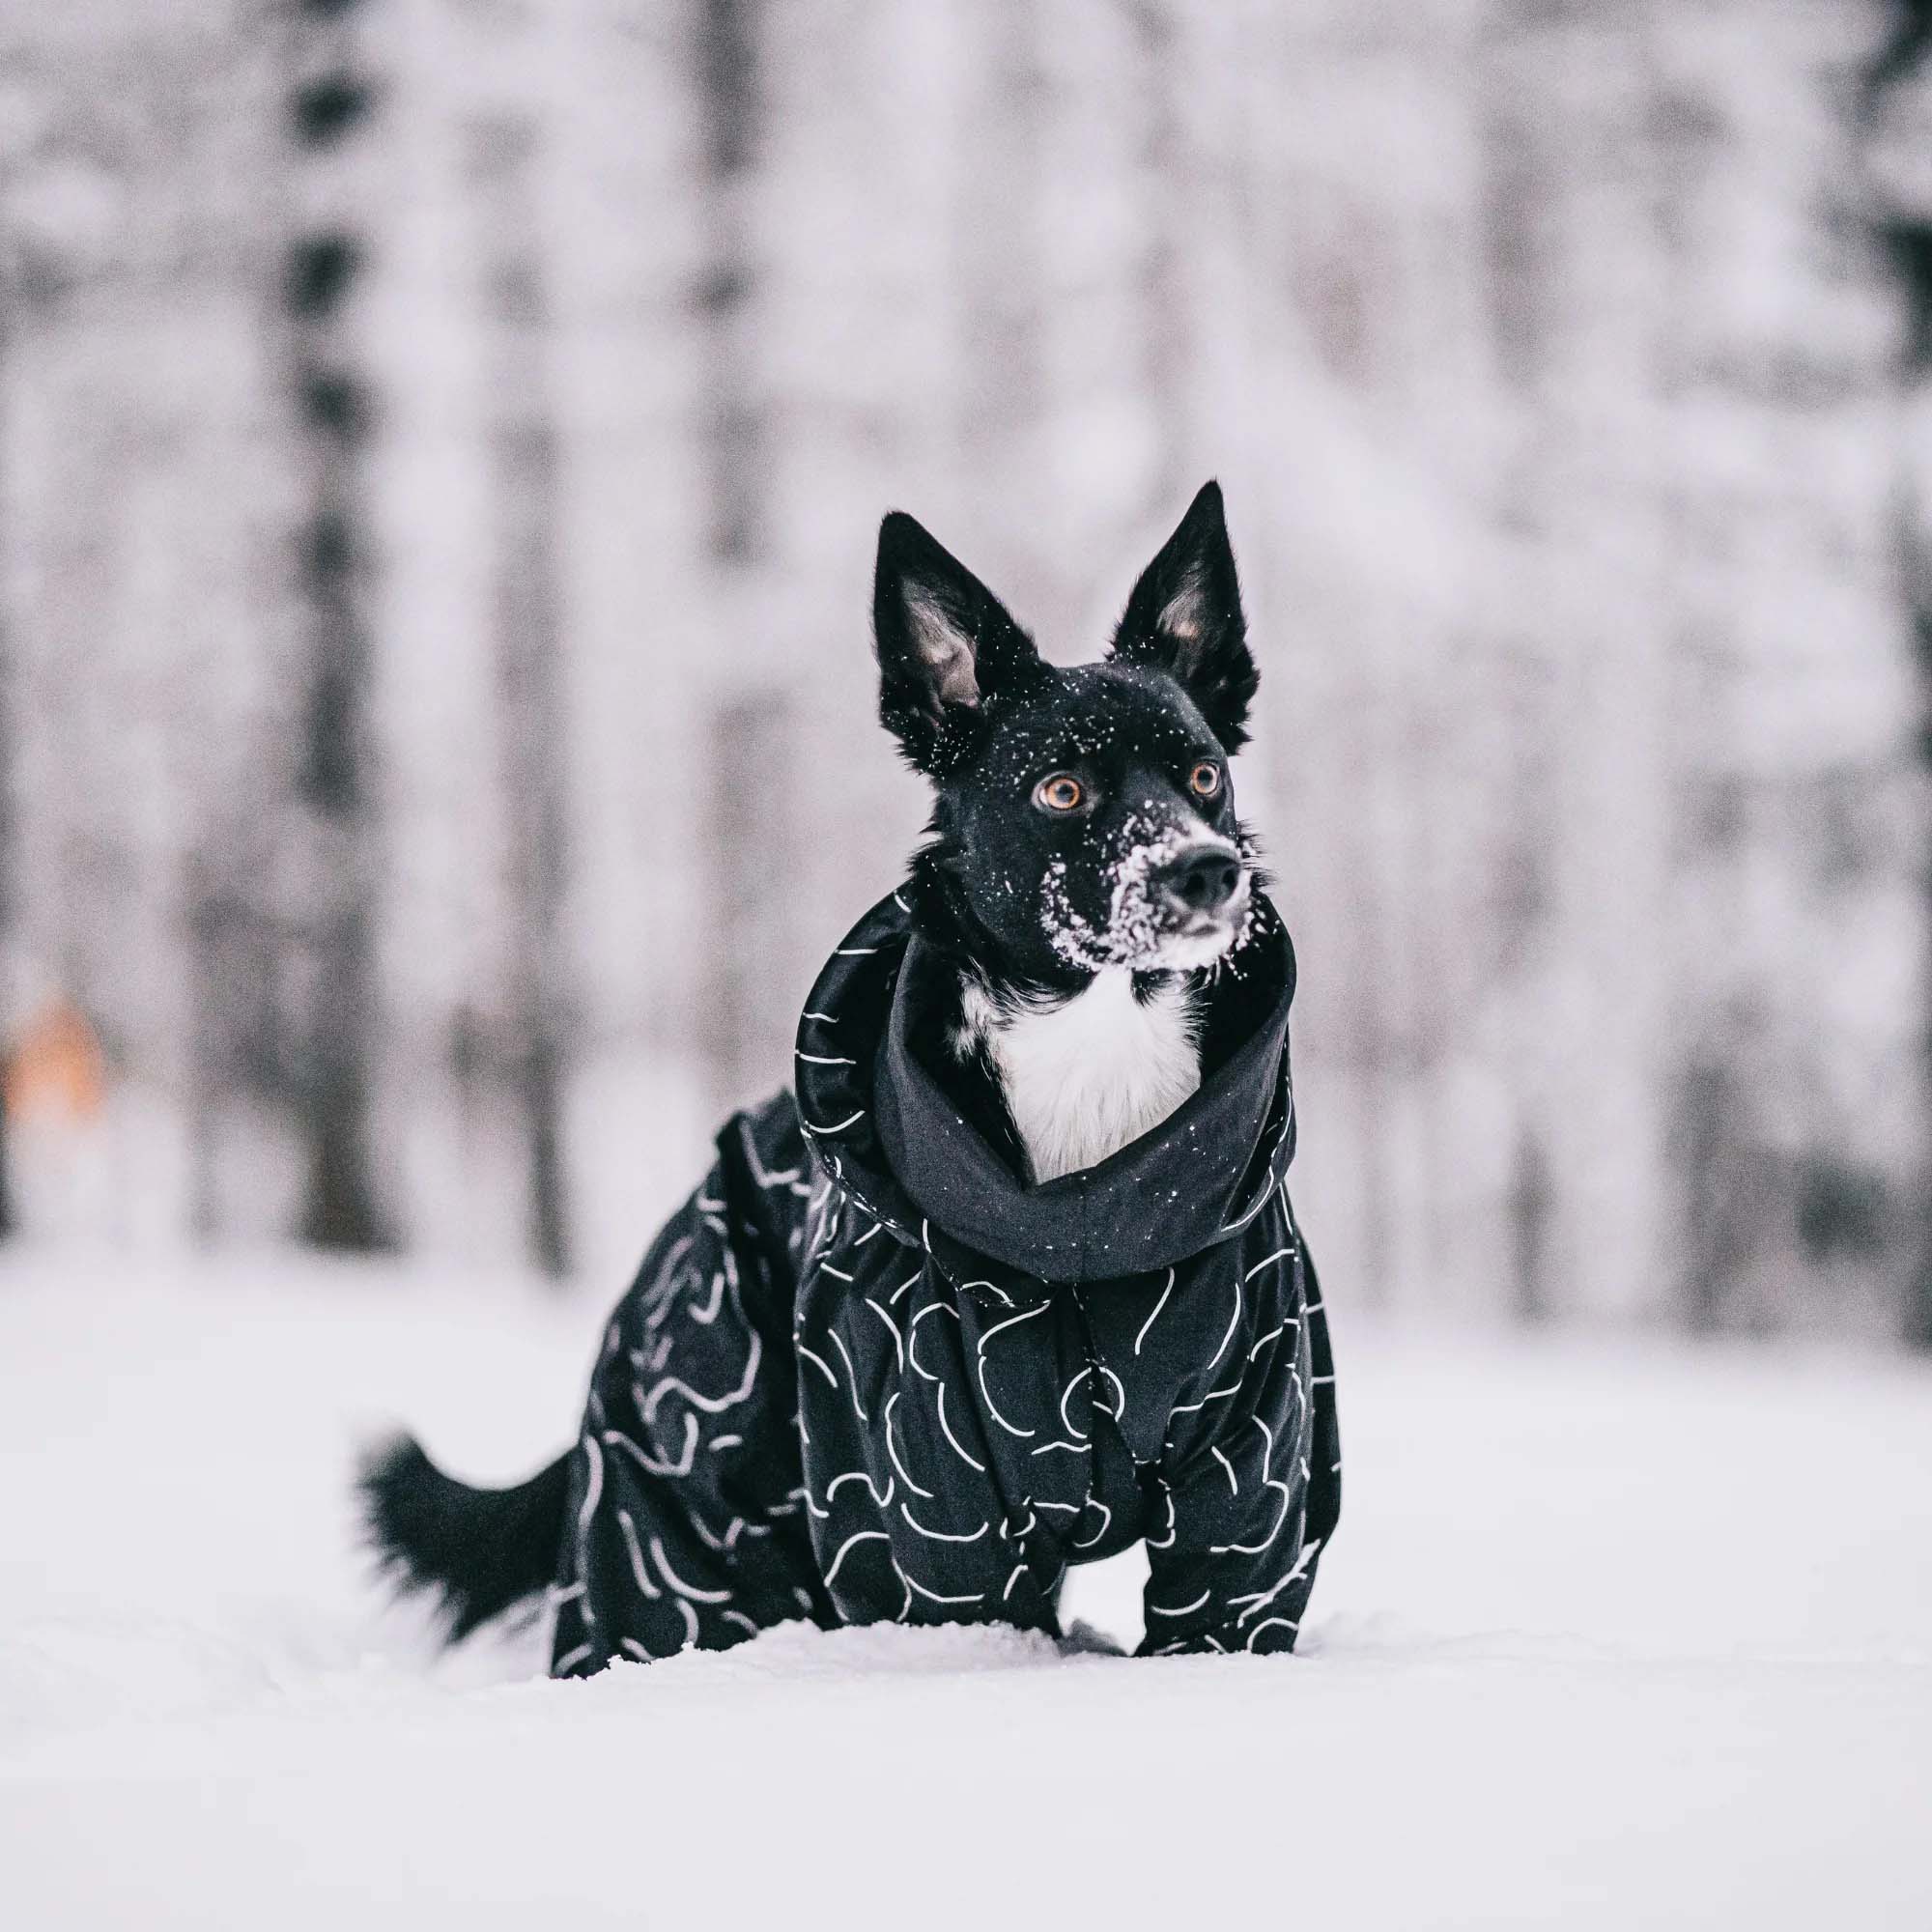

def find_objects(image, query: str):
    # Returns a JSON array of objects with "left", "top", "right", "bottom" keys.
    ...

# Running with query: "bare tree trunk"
[
  {"left": 700, "top": 690, "right": 798, "bottom": 1112},
  {"left": 1132, "top": 0, "right": 1186, "bottom": 518},
  {"left": 284, "top": 0, "right": 386, "bottom": 1251},
  {"left": 472, "top": 113, "right": 572, "bottom": 1281},
  {"left": 956, "top": 0, "right": 1044, "bottom": 556},
  {"left": 694, "top": 0, "right": 782, "bottom": 1118},
  {"left": 1884, "top": 200, "right": 1932, "bottom": 1351},
  {"left": 698, "top": 0, "right": 761, "bottom": 568},
  {"left": 1864, "top": 8, "right": 1932, "bottom": 1347},
  {"left": 1903, "top": 518, "right": 1932, "bottom": 1350}
]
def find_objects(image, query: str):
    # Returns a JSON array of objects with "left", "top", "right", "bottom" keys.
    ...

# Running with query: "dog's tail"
[{"left": 357, "top": 1434, "right": 572, "bottom": 1643}]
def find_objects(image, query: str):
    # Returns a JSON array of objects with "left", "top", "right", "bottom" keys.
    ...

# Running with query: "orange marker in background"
[{"left": 5, "top": 997, "right": 107, "bottom": 1127}]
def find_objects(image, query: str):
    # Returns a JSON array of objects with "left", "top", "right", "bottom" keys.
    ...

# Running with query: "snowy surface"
[{"left": 2, "top": 1251, "right": 1928, "bottom": 1930}]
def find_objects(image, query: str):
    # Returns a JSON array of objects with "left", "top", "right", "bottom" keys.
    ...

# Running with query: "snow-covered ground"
[{"left": 2, "top": 1250, "right": 1927, "bottom": 1930}]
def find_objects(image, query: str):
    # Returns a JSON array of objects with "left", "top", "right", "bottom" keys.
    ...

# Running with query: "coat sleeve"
[{"left": 1136, "top": 1249, "right": 1330, "bottom": 1659}]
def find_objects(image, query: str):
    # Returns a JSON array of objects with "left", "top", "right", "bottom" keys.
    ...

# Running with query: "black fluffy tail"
[{"left": 358, "top": 1435, "right": 572, "bottom": 1642}]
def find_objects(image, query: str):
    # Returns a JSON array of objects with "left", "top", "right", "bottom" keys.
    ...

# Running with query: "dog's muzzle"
[{"left": 1145, "top": 842, "right": 1249, "bottom": 965}]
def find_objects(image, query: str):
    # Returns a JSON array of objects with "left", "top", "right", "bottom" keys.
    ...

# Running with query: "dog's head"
[{"left": 876, "top": 482, "right": 1260, "bottom": 982}]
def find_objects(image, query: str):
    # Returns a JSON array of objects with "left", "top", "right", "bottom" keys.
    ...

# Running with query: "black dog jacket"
[{"left": 550, "top": 888, "right": 1340, "bottom": 1673}]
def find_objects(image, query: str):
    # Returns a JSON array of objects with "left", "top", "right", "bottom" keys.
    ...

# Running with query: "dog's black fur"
[
  {"left": 364, "top": 481, "right": 1276, "bottom": 1643},
  {"left": 886, "top": 481, "right": 1269, "bottom": 1176},
  {"left": 360, "top": 1437, "right": 571, "bottom": 1640}
]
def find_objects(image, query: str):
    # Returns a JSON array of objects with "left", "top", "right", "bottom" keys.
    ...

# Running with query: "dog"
[{"left": 363, "top": 481, "right": 1341, "bottom": 1669}]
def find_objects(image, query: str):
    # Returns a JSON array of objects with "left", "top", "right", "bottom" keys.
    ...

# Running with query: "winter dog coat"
[{"left": 549, "top": 887, "right": 1341, "bottom": 1673}]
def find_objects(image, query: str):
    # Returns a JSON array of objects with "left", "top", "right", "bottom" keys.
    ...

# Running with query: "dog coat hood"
[
  {"left": 820, "top": 900, "right": 1297, "bottom": 1287},
  {"left": 549, "top": 888, "right": 1341, "bottom": 1673}
]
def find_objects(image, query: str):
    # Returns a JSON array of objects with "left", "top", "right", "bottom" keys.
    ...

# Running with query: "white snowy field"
[{"left": 1, "top": 1252, "right": 1928, "bottom": 1931}]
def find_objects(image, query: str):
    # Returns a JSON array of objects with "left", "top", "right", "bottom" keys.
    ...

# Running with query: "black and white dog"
[{"left": 365, "top": 482, "right": 1341, "bottom": 1669}]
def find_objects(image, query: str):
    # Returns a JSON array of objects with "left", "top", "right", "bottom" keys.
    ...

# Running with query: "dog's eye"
[
  {"left": 1035, "top": 774, "right": 1084, "bottom": 813},
  {"left": 1189, "top": 761, "right": 1222, "bottom": 799}
]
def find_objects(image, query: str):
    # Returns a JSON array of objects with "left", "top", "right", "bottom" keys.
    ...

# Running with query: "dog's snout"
[{"left": 1159, "top": 847, "right": 1242, "bottom": 916}]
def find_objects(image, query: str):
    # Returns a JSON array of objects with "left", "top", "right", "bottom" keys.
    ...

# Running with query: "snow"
[{"left": 3, "top": 1250, "right": 1928, "bottom": 1929}]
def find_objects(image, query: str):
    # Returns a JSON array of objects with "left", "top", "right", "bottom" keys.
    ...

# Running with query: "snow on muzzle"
[{"left": 1042, "top": 821, "right": 1249, "bottom": 971}]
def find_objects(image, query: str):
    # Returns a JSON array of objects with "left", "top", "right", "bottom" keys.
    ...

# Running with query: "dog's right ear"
[{"left": 873, "top": 512, "right": 1042, "bottom": 775}]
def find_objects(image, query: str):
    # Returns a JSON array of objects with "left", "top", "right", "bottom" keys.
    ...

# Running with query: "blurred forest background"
[{"left": 3, "top": 0, "right": 1932, "bottom": 1345}]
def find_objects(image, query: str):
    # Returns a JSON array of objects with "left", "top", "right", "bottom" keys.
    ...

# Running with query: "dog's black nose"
[{"left": 1159, "top": 848, "right": 1242, "bottom": 916}]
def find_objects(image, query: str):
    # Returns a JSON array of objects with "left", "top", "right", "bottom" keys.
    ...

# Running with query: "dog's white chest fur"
[{"left": 960, "top": 970, "right": 1202, "bottom": 1184}]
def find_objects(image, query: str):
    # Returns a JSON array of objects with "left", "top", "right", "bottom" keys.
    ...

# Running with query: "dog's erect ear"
[
  {"left": 1111, "top": 480, "right": 1257, "bottom": 753},
  {"left": 873, "top": 511, "right": 1042, "bottom": 774}
]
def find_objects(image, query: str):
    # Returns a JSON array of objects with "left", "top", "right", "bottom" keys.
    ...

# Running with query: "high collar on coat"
[{"left": 795, "top": 886, "right": 1300, "bottom": 1289}]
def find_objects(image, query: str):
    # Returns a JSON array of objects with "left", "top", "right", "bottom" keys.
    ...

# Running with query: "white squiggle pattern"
[{"left": 549, "top": 892, "right": 1339, "bottom": 1674}]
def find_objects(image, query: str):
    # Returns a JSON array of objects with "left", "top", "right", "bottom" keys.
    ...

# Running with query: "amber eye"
[
  {"left": 1035, "top": 773, "right": 1084, "bottom": 813},
  {"left": 1189, "top": 761, "right": 1222, "bottom": 799}
]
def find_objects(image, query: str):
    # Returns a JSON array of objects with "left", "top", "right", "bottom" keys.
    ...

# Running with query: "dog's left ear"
[
  {"left": 1111, "top": 480, "right": 1257, "bottom": 753},
  {"left": 874, "top": 510, "right": 1043, "bottom": 775}
]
